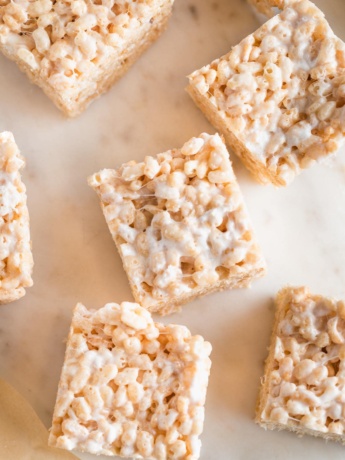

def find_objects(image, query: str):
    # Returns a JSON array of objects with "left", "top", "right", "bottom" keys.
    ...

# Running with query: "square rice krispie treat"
[
  {"left": 247, "top": 0, "right": 299, "bottom": 20},
  {"left": 0, "top": 132, "right": 33, "bottom": 303},
  {"left": 0, "top": 0, "right": 174, "bottom": 117},
  {"left": 88, "top": 133, "right": 266, "bottom": 315},
  {"left": 256, "top": 286, "right": 345, "bottom": 443},
  {"left": 49, "top": 301, "right": 212, "bottom": 459},
  {"left": 187, "top": 0, "right": 345, "bottom": 186}
]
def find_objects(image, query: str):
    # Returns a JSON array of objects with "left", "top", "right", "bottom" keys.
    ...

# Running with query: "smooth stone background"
[{"left": 1, "top": 0, "right": 345, "bottom": 459}]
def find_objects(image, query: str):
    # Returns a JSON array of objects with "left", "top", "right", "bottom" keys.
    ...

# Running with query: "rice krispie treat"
[
  {"left": 88, "top": 133, "right": 266, "bottom": 315},
  {"left": 187, "top": 0, "right": 345, "bottom": 186},
  {"left": 49, "top": 301, "right": 212, "bottom": 459},
  {"left": 247, "top": 0, "right": 299, "bottom": 19},
  {"left": 0, "top": 132, "right": 33, "bottom": 303},
  {"left": 0, "top": 0, "right": 174, "bottom": 117},
  {"left": 256, "top": 286, "right": 345, "bottom": 443}
]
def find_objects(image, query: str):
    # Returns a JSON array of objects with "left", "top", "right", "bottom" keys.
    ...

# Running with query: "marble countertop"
[{"left": 1, "top": 0, "right": 345, "bottom": 459}]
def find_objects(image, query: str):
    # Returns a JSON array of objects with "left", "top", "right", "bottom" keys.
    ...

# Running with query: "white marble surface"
[{"left": 1, "top": 0, "right": 345, "bottom": 459}]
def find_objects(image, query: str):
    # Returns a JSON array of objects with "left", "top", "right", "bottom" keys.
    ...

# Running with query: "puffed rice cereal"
[
  {"left": 0, "top": 132, "right": 33, "bottom": 304},
  {"left": 48, "top": 301, "right": 212, "bottom": 459},
  {"left": 88, "top": 133, "right": 266, "bottom": 315},
  {"left": 0, "top": 0, "right": 174, "bottom": 116},
  {"left": 247, "top": 0, "right": 300, "bottom": 20},
  {"left": 187, "top": 0, "right": 345, "bottom": 186},
  {"left": 256, "top": 286, "right": 345, "bottom": 443}
]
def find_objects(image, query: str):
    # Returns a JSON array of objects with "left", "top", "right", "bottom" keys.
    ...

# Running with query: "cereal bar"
[
  {"left": 0, "top": 0, "right": 174, "bottom": 117},
  {"left": 88, "top": 133, "right": 266, "bottom": 315},
  {"left": 0, "top": 132, "right": 33, "bottom": 303},
  {"left": 256, "top": 286, "right": 345, "bottom": 443},
  {"left": 247, "top": 0, "right": 299, "bottom": 19},
  {"left": 49, "top": 301, "right": 212, "bottom": 459},
  {"left": 187, "top": 0, "right": 345, "bottom": 186}
]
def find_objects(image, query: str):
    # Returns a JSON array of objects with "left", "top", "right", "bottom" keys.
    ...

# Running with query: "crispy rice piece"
[
  {"left": 256, "top": 286, "right": 345, "bottom": 443},
  {"left": 88, "top": 133, "right": 266, "bottom": 315},
  {"left": 187, "top": 0, "right": 345, "bottom": 186},
  {"left": 0, "top": 132, "right": 33, "bottom": 303},
  {"left": 0, "top": 0, "right": 174, "bottom": 116},
  {"left": 49, "top": 301, "right": 212, "bottom": 459},
  {"left": 247, "top": 0, "right": 300, "bottom": 19}
]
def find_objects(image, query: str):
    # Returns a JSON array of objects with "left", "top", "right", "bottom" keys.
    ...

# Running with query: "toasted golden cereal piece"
[
  {"left": 0, "top": 0, "right": 174, "bottom": 117},
  {"left": 49, "top": 301, "right": 212, "bottom": 459},
  {"left": 88, "top": 133, "right": 266, "bottom": 315},
  {"left": 187, "top": 1, "right": 345, "bottom": 186},
  {"left": 256, "top": 286, "right": 345, "bottom": 443},
  {"left": 0, "top": 132, "right": 33, "bottom": 303}
]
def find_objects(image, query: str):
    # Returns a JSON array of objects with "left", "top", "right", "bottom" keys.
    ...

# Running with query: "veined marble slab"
[{"left": 0, "top": 0, "right": 345, "bottom": 459}]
